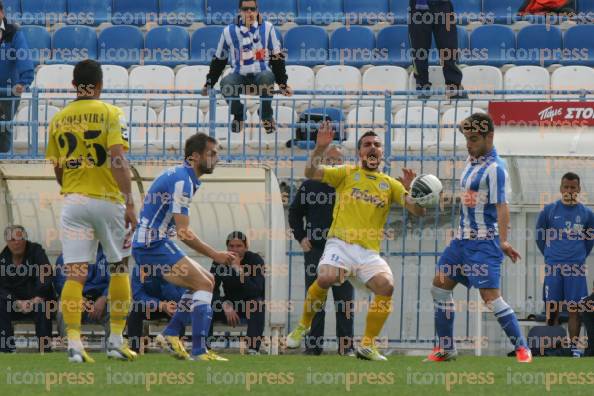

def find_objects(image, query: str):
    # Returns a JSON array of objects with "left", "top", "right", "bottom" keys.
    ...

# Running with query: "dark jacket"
[
  {"left": 54, "top": 247, "right": 110, "bottom": 300},
  {"left": 288, "top": 180, "right": 336, "bottom": 249},
  {"left": 211, "top": 251, "right": 265, "bottom": 303},
  {"left": 0, "top": 18, "right": 34, "bottom": 95},
  {"left": 0, "top": 241, "right": 54, "bottom": 300}
]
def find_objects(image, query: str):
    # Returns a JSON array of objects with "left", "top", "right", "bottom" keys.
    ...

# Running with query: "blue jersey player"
[
  {"left": 426, "top": 113, "right": 532, "bottom": 363},
  {"left": 536, "top": 172, "right": 594, "bottom": 357},
  {"left": 132, "top": 133, "right": 236, "bottom": 361}
]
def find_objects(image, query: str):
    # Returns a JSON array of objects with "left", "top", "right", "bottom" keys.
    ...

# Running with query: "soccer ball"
[{"left": 410, "top": 174, "right": 443, "bottom": 208}]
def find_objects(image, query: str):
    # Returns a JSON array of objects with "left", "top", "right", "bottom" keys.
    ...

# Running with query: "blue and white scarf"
[{"left": 236, "top": 21, "right": 267, "bottom": 74}]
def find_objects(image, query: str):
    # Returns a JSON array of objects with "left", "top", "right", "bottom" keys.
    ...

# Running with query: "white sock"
[
  {"left": 192, "top": 290, "right": 213, "bottom": 306},
  {"left": 68, "top": 339, "right": 84, "bottom": 351},
  {"left": 108, "top": 334, "right": 124, "bottom": 347}
]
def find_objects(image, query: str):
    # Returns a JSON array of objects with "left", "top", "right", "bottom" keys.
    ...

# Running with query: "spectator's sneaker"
[
  {"left": 423, "top": 347, "right": 458, "bottom": 362},
  {"left": 155, "top": 334, "right": 191, "bottom": 361},
  {"left": 446, "top": 86, "right": 469, "bottom": 100},
  {"left": 572, "top": 349, "right": 583, "bottom": 358},
  {"left": 286, "top": 325, "right": 309, "bottom": 349},
  {"left": 356, "top": 345, "right": 388, "bottom": 361},
  {"left": 262, "top": 119, "right": 277, "bottom": 134},
  {"left": 231, "top": 117, "right": 244, "bottom": 133},
  {"left": 515, "top": 346, "right": 532, "bottom": 363},
  {"left": 68, "top": 348, "right": 95, "bottom": 363},
  {"left": 107, "top": 341, "right": 138, "bottom": 361},
  {"left": 207, "top": 350, "right": 229, "bottom": 361}
]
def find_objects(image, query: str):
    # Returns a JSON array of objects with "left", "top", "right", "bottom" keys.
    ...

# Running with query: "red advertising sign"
[{"left": 488, "top": 101, "right": 594, "bottom": 127}]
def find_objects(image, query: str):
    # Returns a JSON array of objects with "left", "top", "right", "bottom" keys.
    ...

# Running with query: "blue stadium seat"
[
  {"left": 428, "top": 26, "right": 468, "bottom": 64},
  {"left": 296, "top": 0, "right": 343, "bottom": 25},
  {"left": 50, "top": 26, "right": 98, "bottom": 64},
  {"left": 145, "top": 26, "right": 190, "bottom": 66},
  {"left": 66, "top": 0, "right": 111, "bottom": 25},
  {"left": 190, "top": 26, "right": 224, "bottom": 65},
  {"left": 344, "top": 0, "right": 390, "bottom": 24},
  {"left": 376, "top": 26, "right": 410, "bottom": 66},
  {"left": 482, "top": 0, "right": 522, "bottom": 24},
  {"left": 563, "top": 25, "right": 594, "bottom": 66},
  {"left": 451, "top": 0, "right": 481, "bottom": 24},
  {"left": 329, "top": 26, "right": 376, "bottom": 67},
  {"left": 20, "top": 0, "right": 67, "bottom": 25},
  {"left": 3, "top": 0, "right": 21, "bottom": 21},
  {"left": 112, "top": 0, "right": 159, "bottom": 25},
  {"left": 285, "top": 26, "right": 328, "bottom": 66},
  {"left": 468, "top": 24, "right": 516, "bottom": 66},
  {"left": 98, "top": 25, "right": 144, "bottom": 67},
  {"left": 20, "top": 26, "right": 51, "bottom": 66},
  {"left": 205, "top": 0, "right": 236, "bottom": 25},
  {"left": 389, "top": 0, "right": 410, "bottom": 24},
  {"left": 516, "top": 25, "right": 563, "bottom": 66},
  {"left": 578, "top": 0, "right": 594, "bottom": 13},
  {"left": 259, "top": 0, "right": 297, "bottom": 24},
  {"left": 159, "top": 0, "right": 205, "bottom": 25}
]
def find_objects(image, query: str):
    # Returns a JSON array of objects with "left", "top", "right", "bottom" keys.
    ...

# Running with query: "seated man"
[
  {"left": 209, "top": 231, "right": 265, "bottom": 354},
  {"left": 127, "top": 262, "right": 186, "bottom": 353},
  {"left": 0, "top": 225, "right": 55, "bottom": 353},
  {"left": 54, "top": 245, "right": 110, "bottom": 344}
]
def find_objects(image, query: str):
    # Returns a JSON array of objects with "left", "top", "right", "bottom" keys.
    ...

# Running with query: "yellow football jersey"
[
  {"left": 45, "top": 99, "right": 129, "bottom": 203},
  {"left": 322, "top": 165, "right": 407, "bottom": 252}
]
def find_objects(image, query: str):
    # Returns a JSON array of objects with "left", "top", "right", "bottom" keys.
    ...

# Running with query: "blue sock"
[
  {"left": 490, "top": 297, "right": 527, "bottom": 349},
  {"left": 163, "top": 294, "right": 192, "bottom": 336},
  {"left": 434, "top": 297, "right": 455, "bottom": 351},
  {"left": 190, "top": 291, "right": 213, "bottom": 356}
]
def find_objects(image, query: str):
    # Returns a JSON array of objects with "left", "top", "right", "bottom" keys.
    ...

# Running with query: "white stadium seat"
[
  {"left": 551, "top": 66, "right": 594, "bottom": 100},
  {"left": 33, "top": 64, "right": 75, "bottom": 106},
  {"left": 14, "top": 105, "right": 60, "bottom": 152},
  {"left": 504, "top": 66, "right": 550, "bottom": 100},
  {"left": 362, "top": 66, "right": 409, "bottom": 109},
  {"left": 119, "top": 105, "right": 158, "bottom": 153},
  {"left": 315, "top": 65, "right": 362, "bottom": 108},
  {"left": 440, "top": 107, "right": 486, "bottom": 150},
  {"left": 461, "top": 65, "right": 503, "bottom": 106},
  {"left": 276, "top": 65, "right": 315, "bottom": 110},
  {"left": 248, "top": 106, "right": 298, "bottom": 151},
  {"left": 205, "top": 105, "right": 249, "bottom": 150},
  {"left": 175, "top": 65, "right": 211, "bottom": 110},
  {"left": 393, "top": 106, "right": 440, "bottom": 150},
  {"left": 156, "top": 106, "right": 205, "bottom": 151},
  {"left": 101, "top": 65, "right": 130, "bottom": 104},
  {"left": 128, "top": 65, "right": 175, "bottom": 108},
  {"left": 345, "top": 106, "right": 388, "bottom": 149}
]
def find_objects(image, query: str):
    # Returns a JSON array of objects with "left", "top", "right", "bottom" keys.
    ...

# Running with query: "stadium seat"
[
  {"left": 144, "top": 26, "right": 190, "bottom": 67},
  {"left": 20, "top": 0, "right": 66, "bottom": 25},
  {"left": 20, "top": 26, "right": 51, "bottom": 66},
  {"left": 345, "top": 106, "right": 388, "bottom": 149},
  {"left": 129, "top": 65, "right": 176, "bottom": 107},
  {"left": 34, "top": 64, "right": 76, "bottom": 105},
  {"left": 50, "top": 26, "right": 98, "bottom": 64},
  {"left": 296, "top": 0, "right": 343, "bottom": 25},
  {"left": 315, "top": 65, "right": 362, "bottom": 108},
  {"left": 119, "top": 106, "right": 158, "bottom": 152},
  {"left": 328, "top": 26, "right": 376, "bottom": 67},
  {"left": 389, "top": 0, "right": 409, "bottom": 24},
  {"left": 248, "top": 106, "right": 297, "bottom": 150},
  {"left": 504, "top": 66, "right": 550, "bottom": 100},
  {"left": 112, "top": 0, "right": 159, "bottom": 25},
  {"left": 14, "top": 105, "right": 60, "bottom": 152},
  {"left": 205, "top": 0, "right": 236, "bottom": 25},
  {"left": 461, "top": 65, "right": 503, "bottom": 105},
  {"left": 482, "top": 0, "right": 522, "bottom": 24},
  {"left": 440, "top": 107, "right": 486, "bottom": 151},
  {"left": 563, "top": 25, "right": 594, "bottom": 66},
  {"left": 344, "top": 0, "right": 390, "bottom": 25},
  {"left": 258, "top": 0, "right": 297, "bottom": 25},
  {"left": 296, "top": 107, "right": 346, "bottom": 150},
  {"left": 361, "top": 66, "right": 409, "bottom": 109},
  {"left": 4, "top": 0, "right": 21, "bottom": 21},
  {"left": 468, "top": 25, "right": 516, "bottom": 66},
  {"left": 284, "top": 26, "right": 328, "bottom": 66},
  {"left": 516, "top": 25, "right": 563, "bottom": 66},
  {"left": 408, "top": 66, "right": 446, "bottom": 91},
  {"left": 156, "top": 105, "right": 205, "bottom": 151},
  {"left": 101, "top": 65, "right": 130, "bottom": 104},
  {"left": 66, "top": 0, "right": 111, "bottom": 25},
  {"left": 551, "top": 66, "right": 594, "bottom": 99},
  {"left": 578, "top": 0, "right": 594, "bottom": 12},
  {"left": 159, "top": 0, "right": 206, "bottom": 25},
  {"left": 205, "top": 105, "right": 248, "bottom": 150},
  {"left": 276, "top": 65, "right": 315, "bottom": 109},
  {"left": 190, "top": 26, "right": 224, "bottom": 65},
  {"left": 450, "top": 0, "right": 482, "bottom": 24},
  {"left": 393, "top": 106, "right": 440, "bottom": 151},
  {"left": 376, "top": 26, "right": 411, "bottom": 67},
  {"left": 175, "top": 65, "right": 211, "bottom": 109},
  {"left": 98, "top": 26, "right": 144, "bottom": 67}
]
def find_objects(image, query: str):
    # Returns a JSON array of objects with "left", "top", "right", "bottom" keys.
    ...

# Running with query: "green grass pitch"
[{"left": 1, "top": 353, "right": 594, "bottom": 395}]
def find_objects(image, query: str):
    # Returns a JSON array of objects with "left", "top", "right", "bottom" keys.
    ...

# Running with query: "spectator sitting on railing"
[
  {"left": 201, "top": 0, "right": 293, "bottom": 135},
  {"left": 127, "top": 261, "right": 186, "bottom": 353},
  {"left": 0, "top": 225, "right": 55, "bottom": 353},
  {"left": 54, "top": 245, "right": 110, "bottom": 346},
  {"left": 209, "top": 231, "right": 266, "bottom": 355},
  {"left": 0, "top": 0, "right": 34, "bottom": 153}
]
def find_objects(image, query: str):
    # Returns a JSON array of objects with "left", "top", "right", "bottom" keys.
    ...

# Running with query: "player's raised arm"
[
  {"left": 110, "top": 144, "right": 136, "bottom": 231},
  {"left": 496, "top": 203, "right": 521, "bottom": 263},
  {"left": 305, "top": 121, "right": 334, "bottom": 180}
]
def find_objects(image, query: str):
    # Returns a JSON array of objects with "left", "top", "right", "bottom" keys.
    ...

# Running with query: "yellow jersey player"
[
  {"left": 287, "top": 122, "right": 426, "bottom": 361},
  {"left": 46, "top": 60, "right": 137, "bottom": 363}
]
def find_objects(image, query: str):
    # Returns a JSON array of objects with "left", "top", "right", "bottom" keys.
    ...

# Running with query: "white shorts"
[
  {"left": 61, "top": 194, "right": 131, "bottom": 264},
  {"left": 319, "top": 238, "right": 392, "bottom": 285}
]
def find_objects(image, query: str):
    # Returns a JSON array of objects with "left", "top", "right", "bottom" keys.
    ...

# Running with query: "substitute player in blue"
[
  {"left": 132, "top": 133, "right": 236, "bottom": 361},
  {"left": 536, "top": 172, "right": 594, "bottom": 358},
  {"left": 426, "top": 113, "right": 532, "bottom": 363}
]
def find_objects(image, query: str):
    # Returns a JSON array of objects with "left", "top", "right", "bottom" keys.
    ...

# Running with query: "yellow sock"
[
  {"left": 362, "top": 295, "right": 393, "bottom": 347},
  {"left": 61, "top": 280, "right": 84, "bottom": 342},
  {"left": 108, "top": 273, "right": 131, "bottom": 337},
  {"left": 299, "top": 280, "right": 328, "bottom": 328}
]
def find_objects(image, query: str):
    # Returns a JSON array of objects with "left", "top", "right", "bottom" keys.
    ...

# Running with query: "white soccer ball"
[{"left": 410, "top": 174, "right": 443, "bottom": 208}]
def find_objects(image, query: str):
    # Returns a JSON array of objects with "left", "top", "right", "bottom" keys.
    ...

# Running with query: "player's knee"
[
  {"left": 480, "top": 289, "right": 501, "bottom": 304},
  {"left": 431, "top": 285, "right": 453, "bottom": 302},
  {"left": 316, "top": 274, "right": 335, "bottom": 289},
  {"left": 109, "top": 261, "right": 128, "bottom": 274}
]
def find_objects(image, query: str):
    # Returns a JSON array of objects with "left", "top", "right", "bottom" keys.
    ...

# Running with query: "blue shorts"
[
  {"left": 543, "top": 263, "right": 588, "bottom": 304},
  {"left": 132, "top": 240, "right": 186, "bottom": 278},
  {"left": 437, "top": 239, "right": 503, "bottom": 289}
]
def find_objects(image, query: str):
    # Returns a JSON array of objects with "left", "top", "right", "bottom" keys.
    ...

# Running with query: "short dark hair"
[
  {"left": 184, "top": 133, "right": 217, "bottom": 159},
  {"left": 4, "top": 225, "right": 27, "bottom": 242},
  {"left": 0, "top": 2, "right": 4, "bottom": 11},
  {"left": 458, "top": 113, "right": 494, "bottom": 136},
  {"left": 226, "top": 231, "right": 247, "bottom": 247},
  {"left": 561, "top": 172, "right": 580, "bottom": 186},
  {"left": 357, "top": 131, "right": 380, "bottom": 150},
  {"left": 73, "top": 59, "right": 103, "bottom": 87},
  {"left": 239, "top": 0, "right": 257, "bottom": 8}
]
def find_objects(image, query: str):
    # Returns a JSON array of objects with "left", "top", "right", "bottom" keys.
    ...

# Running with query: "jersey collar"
[{"left": 470, "top": 147, "right": 497, "bottom": 165}]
